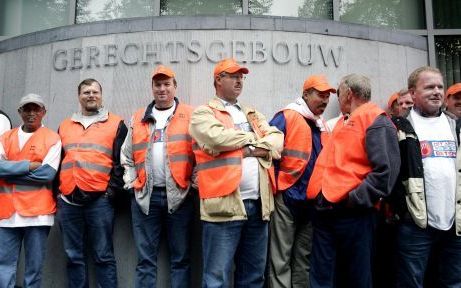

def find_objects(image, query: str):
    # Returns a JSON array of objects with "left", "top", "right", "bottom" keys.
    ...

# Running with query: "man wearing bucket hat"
[
  {"left": 268, "top": 75, "right": 336, "bottom": 288},
  {"left": 57, "top": 79, "right": 127, "bottom": 288},
  {"left": 121, "top": 65, "right": 195, "bottom": 288},
  {"left": 189, "top": 58, "right": 283, "bottom": 287},
  {"left": 0, "top": 93, "right": 61, "bottom": 288}
]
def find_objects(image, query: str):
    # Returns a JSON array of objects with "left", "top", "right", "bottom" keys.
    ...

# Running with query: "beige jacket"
[{"left": 189, "top": 98, "right": 283, "bottom": 222}]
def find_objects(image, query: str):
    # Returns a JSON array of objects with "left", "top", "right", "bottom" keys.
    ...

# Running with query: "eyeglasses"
[{"left": 220, "top": 73, "right": 246, "bottom": 81}]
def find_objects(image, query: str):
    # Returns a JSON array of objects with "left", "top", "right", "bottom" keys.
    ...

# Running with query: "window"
[
  {"left": 339, "top": 0, "right": 425, "bottom": 29},
  {"left": 433, "top": 0, "right": 461, "bottom": 29},
  {"left": 0, "top": 0, "right": 70, "bottom": 36},
  {"left": 161, "top": 0, "right": 242, "bottom": 16},
  {"left": 76, "top": 0, "right": 155, "bottom": 23},
  {"left": 249, "top": 0, "right": 332, "bottom": 19},
  {"left": 436, "top": 36, "right": 461, "bottom": 87}
]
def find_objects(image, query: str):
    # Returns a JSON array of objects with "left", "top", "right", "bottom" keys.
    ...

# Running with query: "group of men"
[{"left": 0, "top": 59, "right": 461, "bottom": 288}]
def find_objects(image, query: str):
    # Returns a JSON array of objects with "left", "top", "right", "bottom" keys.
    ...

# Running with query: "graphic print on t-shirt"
[
  {"left": 420, "top": 140, "right": 456, "bottom": 159},
  {"left": 153, "top": 129, "right": 165, "bottom": 143}
]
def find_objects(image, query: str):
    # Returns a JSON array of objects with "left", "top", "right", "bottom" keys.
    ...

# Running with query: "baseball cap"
[
  {"left": 387, "top": 92, "right": 399, "bottom": 109},
  {"left": 214, "top": 58, "right": 249, "bottom": 76},
  {"left": 446, "top": 83, "right": 461, "bottom": 98},
  {"left": 151, "top": 65, "right": 175, "bottom": 79},
  {"left": 18, "top": 93, "right": 46, "bottom": 109},
  {"left": 303, "top": 75, "right": 336, "bottom": 93}
]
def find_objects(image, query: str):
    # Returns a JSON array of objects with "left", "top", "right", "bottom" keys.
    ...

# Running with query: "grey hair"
[{"left": 341, "top": 74, "right": 371, "bottom": 101}]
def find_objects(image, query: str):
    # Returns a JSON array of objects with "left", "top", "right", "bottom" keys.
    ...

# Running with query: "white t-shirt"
[
  {"left": 151, "top": 103, "right": 176, "bottom": 187},
  {"left": 0, "top": 114, "right": 11, "bottom": 136},
  {"left": 221, "top": 100, "right": 260, "bottom": 200},
  {"left": 411, "top": 109, "right": 457, "bottom": 230},
  {"left": 0, "top": 126, "right": 62, "bottom": 227}
]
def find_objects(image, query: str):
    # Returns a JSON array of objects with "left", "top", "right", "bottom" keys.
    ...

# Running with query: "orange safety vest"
[
  {"left": 59, "top": 113, "right": 122, "bottom": 194},
  {"left": 307, "top": 102, "right": 385, "bottom": 203},
  {"left": 194, "top": 106, "right": 273, "bottom": 199},
  {"left": 131, "top": 103, "right": 194, "bottom": 190},
  {"left": 0, "top": 127, "right": 59, "bottom": 219},
  {"left": 277, "top": 109, "right": 329, "bottom": 192}
]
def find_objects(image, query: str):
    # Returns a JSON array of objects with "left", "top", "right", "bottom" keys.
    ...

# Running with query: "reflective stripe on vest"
[
  {"left": 0, "top": 127, "right": 59, "bottom": 219},
  {"left": 59, "top": 113, "right": 122, "bottom": 194},
  {"left": 277, "top": 110, "right": 314, "bottom": 191},
  {"left": 306, "top": 102, "right": 385, "bottom": 202},
  {"left": 64, "top": 143, "right": 112, "bottom": 155},
  {"left": 61, "top": 161, "right": 112, "bottom": 174},
  {"left": 131, "top": 103, "right": 194, "bottom": 190},
  {"left": 194, "top": 106, "right": 244, "bottom": 199}
]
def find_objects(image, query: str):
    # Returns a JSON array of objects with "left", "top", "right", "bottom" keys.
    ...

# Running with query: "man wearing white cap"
[
  {"left": 189, "top": 58, "right": 283, "bottom": 288},
  {"left": 121, "top": 65, "right": 195, "bottom": 288},
  {"left": 0, "top": 93, "right": 61, "bottom": 288}
]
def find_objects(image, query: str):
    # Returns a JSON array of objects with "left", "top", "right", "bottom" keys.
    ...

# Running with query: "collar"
[
  {"left": 284, "top": 97, "right": 327, "bottom": 131},
  {"left": 71, "top": 107, "right": 109, "bottom": 123},
  {"left": 219, "top": 98, "right": 242, "bottom": 110},
  {"left": 142, "top": 97, "right": 179, "bottom": 123}
]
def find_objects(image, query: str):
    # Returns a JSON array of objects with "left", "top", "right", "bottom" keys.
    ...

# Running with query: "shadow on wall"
[{"left": 16, "top": 192, "right": 203, "bottom": 287}]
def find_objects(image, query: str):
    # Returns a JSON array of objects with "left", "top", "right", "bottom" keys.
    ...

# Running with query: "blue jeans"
[
  {"left": 131, "top": 188, "right": 194, "bottom": 288},
  {"left": 0, "top": 226, "right": 50, "bottom": 288},
  {"left": 309, "top": 208, "right": 375, "bottom": 288},
  {"left": 202, "top": 199, "right": 269, "bottom": 288},
  {"left": 57, "top": 196, "right": 117, "bottom": 288},
  {"left": 396, "top": 220, "right": 461, "bottom": 288}
]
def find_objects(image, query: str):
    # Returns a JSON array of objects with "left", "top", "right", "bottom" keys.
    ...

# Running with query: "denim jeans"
[
  {"left": 131, "top": 187, "right": 194, "bottom": 288},
  {"left": 202, "top": 199, "right": 269, "bottom": 288},
  {"left": 0, "top": 226, "right": 50, "bottom": 288},
  {"left": 396, "top": 220, "right": 461, "bottom": 288},
  {"left": 57, "top": 196, "right": 117, "bottom": 288},
  {"left": 309, "top": 208, "right": 375, "bottom": 288}
]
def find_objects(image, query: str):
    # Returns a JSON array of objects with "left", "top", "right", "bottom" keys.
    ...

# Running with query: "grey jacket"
[{"left": 121, "top": 99, "right": 192, "bottom": 215}]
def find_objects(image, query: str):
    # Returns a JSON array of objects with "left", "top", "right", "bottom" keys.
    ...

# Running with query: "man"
[
  {"left": 445, "top": 83, "right": 461, "bottom": 142},
  {"left": 57, "top": 79, "right": 127, "bottom": 288},
  {"left": 0, "top": 94, "right": 61, "bottom": 288},
  {"left": 397, "top": 88, "right": 414, "bottom": 117},
  {"left": 390, "top": 67, "right": 461, "bottom": 288},
  {"left": 268, "top": 75, "right": 336, "bottom": 288},
  {"left": 189, "top": 58, "right": 283, "bottom": 288},
  {"left": 307, "top": 74, "right": 400, "bottom": 287},
  {"left": 387, "top": 92, "right": 400, "bottom": 117},
  {"left": 121, "top": 65, "right": 195, "bottom": 288},
  {"left": 445, "top": 83, "right": 461, "bottom": 119},
  {"left": 0, "top": 108, "right": 12, "bottom": 135}
]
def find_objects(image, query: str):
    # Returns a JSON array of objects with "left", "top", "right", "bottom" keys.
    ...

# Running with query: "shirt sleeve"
[
  {"left": 107, "top": 120, "right": 128, "bottom": 193},
  {"left": 120, "top": 116, "right": 137, "bottom": 189},
  {"left": 5, "top": 140, "right": 62, "bottom": 184},
  {"left": 347, "top": 115, "right": 401, "bottom": 208}
]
